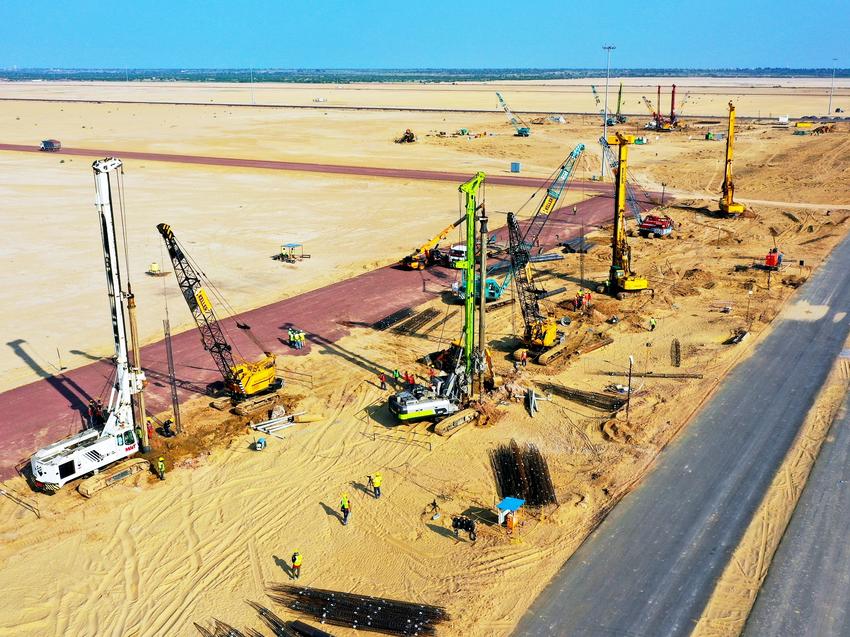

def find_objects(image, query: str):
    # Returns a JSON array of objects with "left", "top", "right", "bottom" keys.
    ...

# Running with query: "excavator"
[
  {"left": 454, "top": 267, "right": 513, "bottom": 304},
  {"left": 719, "top": 101, "right": 745, "bottom": 215},
  {"left": 157, "top": 224, "right": 283, "bottom": 407},
  {"left": 388, "top": 173, "right": 484, "bottom": 423},
  {"left": 30, "top": 158, "right": 148, "bottom": 494},
  {"left": 401, "top": 215, "right": 465, "bottom": 270},
  {"left": 496, "top": 92, "right": 531, "bottom": 137},
  {"left": 507, "top": 144, "right": 585, "bottom": 363},
  {"left": 598, "top": 133, "right": 652, "bottom": 299}
]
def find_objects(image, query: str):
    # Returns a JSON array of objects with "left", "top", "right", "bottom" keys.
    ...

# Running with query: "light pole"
[
  {"left": 626, "top": 354, "right": 634, "bottom": 424},
  {"left": 828, "top": 58, "right": 838, "bottom": 116},
  {"left": 601, "top": 44, "right": 616, "bottom": 179},
  {"left": 661, "top": 182, "right": 667, "bottom": 206}
]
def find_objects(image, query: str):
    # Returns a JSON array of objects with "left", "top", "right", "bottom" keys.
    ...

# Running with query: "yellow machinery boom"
[
  {"left": 604, "top": 133, "right": 650, "bottom": 299},
  {"left": 719, "top": 101, "right": 745, "bottom": 215},
  {"left": 402, "top": 215, "right": 465, "bottom": 269}
]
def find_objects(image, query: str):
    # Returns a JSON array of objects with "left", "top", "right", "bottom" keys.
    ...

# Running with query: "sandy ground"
[
  {"left": 1, "top": 81, "right": 850, "bottom": 636},
  {"left": 2, "top": 77, "right": 849, "bottom": 118},
  {"left": 0, "top": 152, "right": 592, "bottom": 392}
]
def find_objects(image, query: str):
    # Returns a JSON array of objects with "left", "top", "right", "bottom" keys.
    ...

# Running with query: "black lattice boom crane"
[{"left": 157, "top": 223, "right": 280, "bottom": 399}]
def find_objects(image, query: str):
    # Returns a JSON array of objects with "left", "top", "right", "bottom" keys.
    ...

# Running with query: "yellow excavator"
[
  {"left": 401, "top": 215, "right": 465, "bottom": 269},
  {"left": 719, "top": 101, "right": 745, "bottom": 215},
  {"left": 157, "top": 223, "right": 282, "bottom": 403},
  {"left": 599, "top": 133, "right": 651, "bottom": 300}
]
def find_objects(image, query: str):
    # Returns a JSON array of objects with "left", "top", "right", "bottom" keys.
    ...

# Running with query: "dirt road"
[{"left": 0, "top": 143, "right": 613, "bottom": 191}]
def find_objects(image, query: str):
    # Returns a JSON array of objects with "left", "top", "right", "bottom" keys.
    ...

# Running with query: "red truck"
[{"left": 638, "top": 214, "right": 674, "bottom": 238}]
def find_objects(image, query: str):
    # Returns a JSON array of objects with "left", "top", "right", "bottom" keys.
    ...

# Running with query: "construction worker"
[
  {"left": 379, "top": 373, "right": 387, "bottom": 390},
  {"left": 521, "top": 350, "right": 528, "bottom": 367},
  {"left": 392, "top": 369, "right": 401, "bottom": 385},
  {"left": 340, "top": 493, "right": 351, "bottom": 525},
  {"left": 156, "top": 456, "right": 166, "bottom": 481},
  {"left": 370, "top": 472, "right": 383, "bottom": 499},
  {"left": 287, "top": 327, "right": 294, "bottom": 347},
  {"left": 649, "top": 317, "right": 657, "bottom": 332},
  {"left": 146, "top": 417, "right": 154, "bottom": 443},
  {"left": 291, "top": 550, "right": 302, "bottom": 579},
  {"left": 584, "top": 290, "right": 592, "bottom": 308},
  {"left": 299, "top": 330, "right": 306, "bottom": 349}
]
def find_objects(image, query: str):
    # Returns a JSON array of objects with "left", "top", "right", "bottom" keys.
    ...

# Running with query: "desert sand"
[
  {"left": 2, "top": 77, "right": 849, "bottom": 117},
  {"left": 1, "top": 80, "right": 849, "bottom": 636}
]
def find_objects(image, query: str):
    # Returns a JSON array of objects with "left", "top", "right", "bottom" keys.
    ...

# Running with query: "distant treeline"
[{"left": 0, "top": 68, "right": 847, "bottom": 83}]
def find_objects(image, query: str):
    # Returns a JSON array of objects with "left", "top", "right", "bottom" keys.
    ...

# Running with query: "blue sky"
[{"left": 2, "top": 0, "right": 847, "bottom": 68}]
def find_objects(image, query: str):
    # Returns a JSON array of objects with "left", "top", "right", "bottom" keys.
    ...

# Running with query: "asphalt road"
[
  {"left": 0, "top": 191, "right": 634, "bottom": 480},
  {"left": 743, "top": 382, "right": 850, "bottom": 636},
  {"left": 0, "top": 143, "right": 614, "bottom": 191},
  {"left": 513, "top": 230, "right": 850, "bottom": 637}
]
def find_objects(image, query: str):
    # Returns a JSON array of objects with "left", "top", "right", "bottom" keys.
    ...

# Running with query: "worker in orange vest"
[{"left": 506, "top": 510, "right": 520, "bottom": 535}]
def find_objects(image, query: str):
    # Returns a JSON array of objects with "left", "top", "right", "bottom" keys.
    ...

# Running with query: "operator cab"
[{"left": 447, "top": 244, "right": 467, "bottom": 265}]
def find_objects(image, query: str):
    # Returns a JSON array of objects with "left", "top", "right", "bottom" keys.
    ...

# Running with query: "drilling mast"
[
  {"left": 719, "top": 101, "right": 745, "bottom": 215},
  {"left": 30, "top": 158, "right": 145, "bottom": 492},
  {"left": 602, "top": 134, "right": 650, "bottom": 299}
]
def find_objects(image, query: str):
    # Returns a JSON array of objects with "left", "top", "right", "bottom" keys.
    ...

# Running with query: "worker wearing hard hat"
[
  {"left": 291, "top": 551, "right": 302, "bottom": 579},
  {"left": 340, "top": 493, "right": 351, "bottom": 526},
  {"left": 369, "top": 472, "right": 383, "bottom": 499},
  {"left": 156, "top": 456, "right": 166, "bottom": 481}
]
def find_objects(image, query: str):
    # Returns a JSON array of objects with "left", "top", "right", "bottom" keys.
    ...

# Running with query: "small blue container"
[{"left": 510, "top": 162, "right": 521, "bottom": 173}]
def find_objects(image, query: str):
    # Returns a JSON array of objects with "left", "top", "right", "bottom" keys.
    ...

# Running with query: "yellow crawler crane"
[
  {"left": 601, "top": 133, "right": 651, "bottom": 299},
  {"left": 157, "top": 223, "right": 281, "bottom": 403},
  {"left": 719, "top": 101, "right": 745, "bottom": 215}
]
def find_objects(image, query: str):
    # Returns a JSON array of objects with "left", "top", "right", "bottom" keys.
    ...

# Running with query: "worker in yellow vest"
[
  {"left": 369, "top": 472, "right": 383, "bottom": 499},
  {"left": 340, "top": 493, "right": 351, "bottom": 525},
  {"left": 291, "top": 550, "right": 302, "bottom": 579},
  {"left": 156, "top": 456, "right": 166, "bottom": 481}
]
